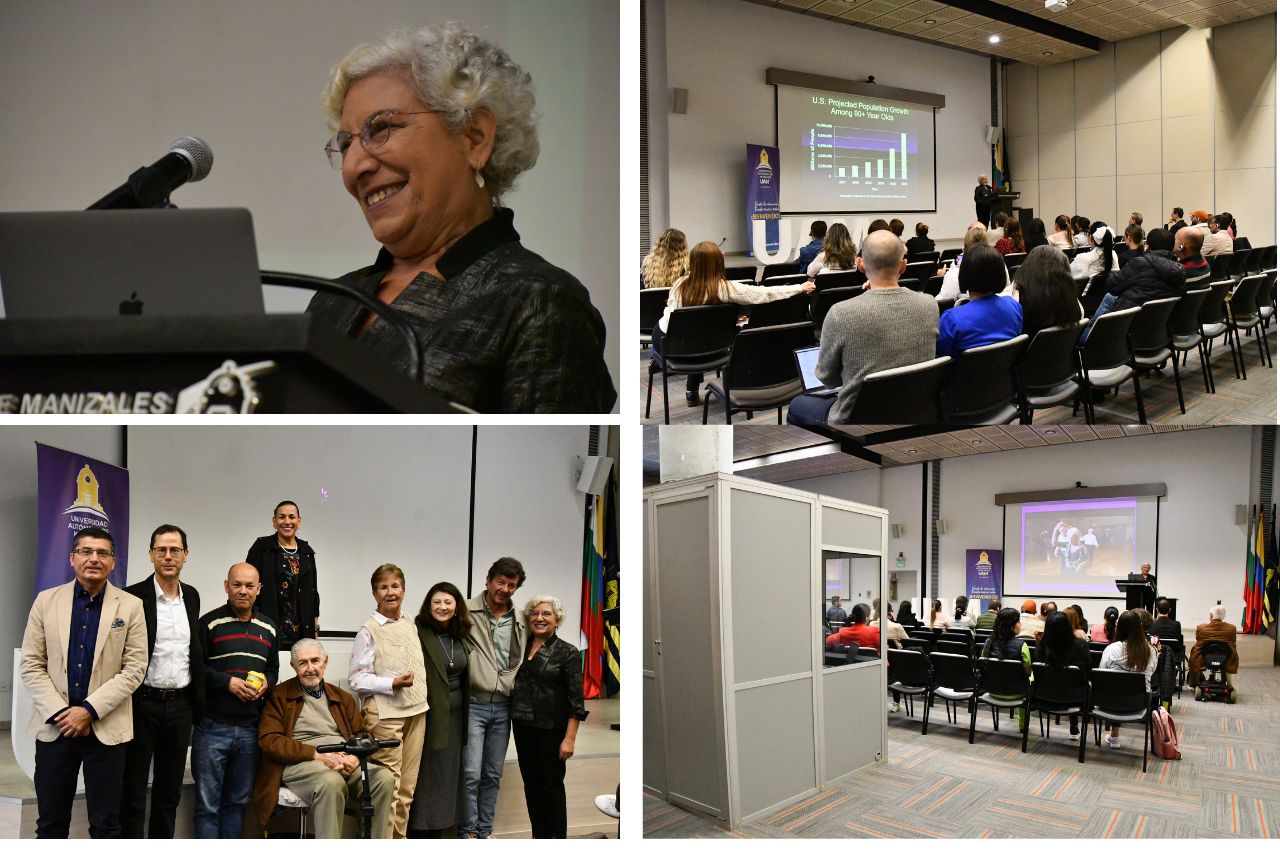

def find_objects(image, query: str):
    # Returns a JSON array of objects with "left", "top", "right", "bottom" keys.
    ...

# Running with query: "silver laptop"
[
  {"left": 0, "top": 208, "right": 265, "bottom": 319},
  {"left": 793, "top": 346, "right": 838, "bottom": 397}
]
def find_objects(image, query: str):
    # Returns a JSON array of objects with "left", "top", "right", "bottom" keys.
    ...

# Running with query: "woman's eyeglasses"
[{"left": 324, "top": 110, "right": 435, "bottom": 170}]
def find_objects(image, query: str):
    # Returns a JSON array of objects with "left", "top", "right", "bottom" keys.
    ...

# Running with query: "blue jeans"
[
  {"left": 787, "top": 393, "right": 835, "bottom": 425},
  {"left": 460, "top": 700, "right": 511, "bottom": 838},
  {"left": 191, "top": 718, "right": 259, "bottom": 839},
  {"left": 1080, "top": 292, "right": 1118, "bottom": 342}
]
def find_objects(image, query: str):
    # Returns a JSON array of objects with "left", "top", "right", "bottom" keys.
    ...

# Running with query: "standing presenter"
[{"left": 974, "top": 175, "right": 996, "bottom": 227}]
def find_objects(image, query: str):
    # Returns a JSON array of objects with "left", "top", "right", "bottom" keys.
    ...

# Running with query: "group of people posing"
[
  {"left": 638, "top": 198, "right": 1241, "bottom": 423},
  {"left": 20, "top": 505, "right": 588, "bottom": 840}
]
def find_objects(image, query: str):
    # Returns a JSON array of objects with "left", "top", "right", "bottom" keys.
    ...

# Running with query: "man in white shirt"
[
  {"left": 121, "top": 524, "right": 203, "bottom": 839},
  {"left": 1201, "top": 214, "right": 1235, "bottom": 257}
]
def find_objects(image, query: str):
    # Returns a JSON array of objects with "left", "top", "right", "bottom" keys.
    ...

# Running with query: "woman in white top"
[
  {"left": 1048, "top": 214, "right": 1073, "bottom": 248},
  {"left": 806, "top": 222, "right": 858, "bottom": 278},
  {"left": 654, "top": 241, "right": 813, "bottom": 403},
  {"left": 936, "top": 227, "right": 1010, "bottom": 302},
  {"left": 1098, "top": 610, "right": 1159, "bottom": 749},
  {"left": 1069, "top": 223, "right": 1122, "bottom": 289},
  {"left": 945, "top": 595, "right": 976, "bottom": 630}
]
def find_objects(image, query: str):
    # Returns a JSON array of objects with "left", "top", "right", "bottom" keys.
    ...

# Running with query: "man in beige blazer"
[{"left": 20, "top": 527, "right": 148, "bottom": 838}]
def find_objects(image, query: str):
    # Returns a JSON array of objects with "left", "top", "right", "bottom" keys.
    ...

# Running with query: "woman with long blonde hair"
[
  {"left": 652, "top": 241, "right": 813, "bottom": 404},
  {"left": 641, "top": 228, "right": 688, "bottom": 288},
  {"left": 806, "top": 222, "right": 858, "bottom": 278}
]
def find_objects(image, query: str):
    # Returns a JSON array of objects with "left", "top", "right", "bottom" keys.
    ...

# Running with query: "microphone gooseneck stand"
[{"left": 314, "top": 732, "right": 401, "bottom": 839}]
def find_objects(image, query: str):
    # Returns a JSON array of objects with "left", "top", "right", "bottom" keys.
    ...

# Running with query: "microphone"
[{"left": 88, "top": 137, "right": 214, "bottom": 210}]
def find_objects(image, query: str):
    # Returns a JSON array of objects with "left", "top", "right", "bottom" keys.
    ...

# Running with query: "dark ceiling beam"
[{"left": 938, "top": 0, "right": 1101, "bottom": 51}]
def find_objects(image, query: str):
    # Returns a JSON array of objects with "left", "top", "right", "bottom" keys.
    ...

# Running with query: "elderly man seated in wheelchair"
[
  {"left": 1187, "top": 604, "right": 1240, "bottom": 702},
  {"left": 251, "top": 639, "right": 395, "bottom": 837}
]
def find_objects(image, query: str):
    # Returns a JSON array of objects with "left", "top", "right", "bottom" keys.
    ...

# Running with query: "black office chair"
[
  {"left": 744, "top": 294, "right": 812, "bottom": 329},
  {"left": 842, "top": 355, "right": 951, "bottom": 424},
  {"left": 1127, "top": 295, "right": 1181, "bottom": 415},
  {"left": 905, "top": 260, "right": 938, "bottom": 281},
  {"left": 1244, "top": 246, "right": 1265, "bottom": 275},
  {"left": 1227, "top": 250, "right": 1249, "bottom": 279},
  {"left": 1208, "top": 253, "right": 1231, "bottom": 282},
  {"left": 645, "top": 303, "right": 740, "bottom": 423},
  {"left": 1088, "top": 669, "right": 1153, "bottom": 772},
  {"left": 907, "top": 251, "right": 940, "bottom": 265},
  {"left": 702, "top": 322, "right": 812, "bottom": 424},
  {"left": 923, "top": 652, "right": 978, "bottom": 736},
  {"left": 724, "top": 264, "right": 757, "bottom": 283},
  {"left": 887, "top": 648, "right": 932, "bottom": 719},
  {"left": 811, "top": 287, "right": 860, "bottom": 338},
  {"left": 972, "top": 658, "right": 1032, "bottom": 749},
  {"left": 1233, "top": 236, "right": 1252, "bottom": 252},
  {"left": 1198, "top": 280, "right": 1238, "bottom": 384},
  {"left": 761, "top": 262, "right": 803, "bottom": 282},
  {"left": 846, "top": 644, "right": 881, "bottom": 664},
  {"left": 1074, "top": 306, "right": 1143, "bottom": 423},
  {"left": 940, "top": 247, "right": 963, "bottom": 263},
  {"left": 1029, "top": 663, "right": 1089, "bottom": 763},
  {"left": 1016, "top": 319, "right": 1089, "bottom": 423},
  {"left": 1226, "top": 274, "right": 1270, "bottom": 370},
  {"left": 1003, "top": 252, "right": 1028, "bottom": 273},
  {"left": 941, "top": 335, "right": 1028, "bottom": 425},
  {"left": 760, "top": 273, "right": 810, "bottom": 289},
  {"left": 813, "top": 269, "right": 866, "bottom": 293},
  {"left": 1261, "top": 245, "right": 1277, "bottom": 271},
  {"left": 639, "top": 287, "right": 670, "bottom": 349},
  {"left": 1168, "top": 288, "right": 1211, "bottom": 401}
]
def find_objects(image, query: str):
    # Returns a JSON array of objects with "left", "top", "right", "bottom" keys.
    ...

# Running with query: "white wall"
[
  {"left": 658, "top": 0, "right": 992, "bottom": 255},
  {"left": 1005, "top": 14, "right": 1276, "bottom": 244},
  {"left": 1, "top": 424, "right": 594, "bottom": 723},
  {"left": 788, "top": 428, "right": 1259, "bottom": 629},
  {"left": 0, "top": 0, "right": 619, "bottom": 396},
  {"left": 0, "top": 427, "right": 124, "bottom": 724}
]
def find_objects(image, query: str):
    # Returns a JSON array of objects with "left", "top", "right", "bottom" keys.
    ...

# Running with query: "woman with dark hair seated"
[
  {"left": 1024, "top": 218, "right": 1050, "bottom": 251},
  {"left": 1038, "top": 611, "right": 1090, "bottom": 741},
  {"left": 896, "top": 600, "right": 921, "bottom": 629},
  {"left": 1012, "top": 245, "right": 1084, "bottom": 339},
  {"left": 824, "top": 603, "right": 880, "bottom": 650},
  {"left": 935, "top": 243, "right": 1023, "bottom": 358},
  {"left": 1089, "top": 606, "right": 1120, "bottom": 642},
  {"left": 905, "top": 222, "right": 934, "bottom": 256},
  {"left": 980, "top": 608, "right": 1032, "bottom": 731},
  {"left": 1097, "top": 610, "right": 1158, "bottom": 749}
]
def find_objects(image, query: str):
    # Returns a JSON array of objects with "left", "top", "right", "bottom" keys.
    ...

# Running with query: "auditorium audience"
[
  {"left": 786, "top": 230, "right": 937, "bottom": 426},
  {"left": 826, "top": 595, "right": 848, "bottom": 624},
  {"left": 889, "top": 218, "right": 906, "bottom": 240},
  {"left": 641, "top": 228, "right": 688, "bottom": 289},
  {"left": 987, "top": 211, "right": 1007, "bottom": 246},
  {"left": 1070, "top": 222, "right": 1121, "bottom": 285},
  {"left": 905, "top": 222, "right": 934, "bottom": 256},
  {"left": 1148, "top": 598, "right": 1182, "bottom": 641},
  {"left": 881, "top": 604, "right": 909, "bottom": 648},
  {"left": 1018, "top": 599, "right": 1045, "bottom": 641},
  {"left": 1041, "top": 601, "right": 1057, "bottom": 617},
  {"left": 994, "top": 218, "right": 1025, "bottom": 256},
  {"left": 1188, "top": 209, "right": 1212, "bottom": 231},
  {"left": 935, "top": 244, "right": 1023, "bottom": 358},
  {"left": 936, "top": 226, "right": 1010, "bottom": 302},
  {"left": 797, "top": 221, "right": 827, "bottom": 269},
  {"left": 1188, "top": 603, "right": 1240, "bottom": 688},
  {"left": 1201, "top": 214, "right": 1234, "bottom": 256},
  {"left": 945, "top": 595, "right": 976, "bottom": 630},
  {"left": 655, "top": 241, "right": 813, "bottom": 405},
  {"left": 1089, "top": 605, "right": 1120, "bottom": 642},
  {"left": 824, "top": 604, "right": 881, "bottom": 650},
  {"left": 1167, "top": 207, "right": 1187, "bottom": 234},
  {"left": 1068, "top": 604, "right": 1089, "bottom": 633},
  {"left": 1085, "top": 226, "right": 1184, "bottom": 330},
  {"left": 1011, "top": 245, "right": 1084, "bottom": 338},
  {"left": 1129, "top": 211, "right": 1144, "bottom": 227},
  {"left": 980, "top": 608, "right": 1032, "bottom": 730},
  {"left": 1070, "top": 215, "right": 1092, "bottom": 247},
  {"left": 896, "top": 600, "right": 921, "bottom": 629},
  {"left": 975, "top": 600, "right": 1000, "bottom": 630},
  {"left": 807, "top": 222, "right": 858, "bottom": 277},
  {"left": 1062, "top": 605, "right": 1088, "bottom": 640},
  {"left": 1098, "top": 610, "right": 1158, "bottom": 749},
  {"left": 1173, "top": 227, "right": 1210, "bottom": 287},
  {"left": 867, "top": 218, "right": 892, "bottom": 235},
  {"left": 927, "top": 599, "right": 948, "bottom": 630},
  {"left": 1117, "top": 224, "right": 1145, "bottom": 268},
  {"left": 1038, "top": 611, "right": 1090, "bottom": 740},
  {"left": 1024, "top": 218, "right": 1050, "bottom": 251},
  {"left": 1221, "top": 211, "right": 1238, "bottom": 238},
  {"left": 1049, "top": 214, "right": 1073, "bottom": 248}
]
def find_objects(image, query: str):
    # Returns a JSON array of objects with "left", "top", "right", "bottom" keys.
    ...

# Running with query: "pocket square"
[{"left": 111, "top": 618, "right": 125, "bottom": 629}]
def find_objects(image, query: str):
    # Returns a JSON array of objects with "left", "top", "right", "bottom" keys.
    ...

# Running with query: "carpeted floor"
[
  {"left": 639, "top": 321, "right": 1277, "bottom": 427},
  {"left": 644, "top": 665, "right": 1280, "bottom": 839}
]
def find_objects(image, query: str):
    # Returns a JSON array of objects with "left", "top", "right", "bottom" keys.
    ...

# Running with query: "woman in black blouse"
[{"left": 510, "top": 594, "right": 589, "bottom": 838}]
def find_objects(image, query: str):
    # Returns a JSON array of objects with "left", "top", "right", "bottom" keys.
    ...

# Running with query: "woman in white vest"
[{"left": 349, "top": 564, "right": 430, "bottom": 839}]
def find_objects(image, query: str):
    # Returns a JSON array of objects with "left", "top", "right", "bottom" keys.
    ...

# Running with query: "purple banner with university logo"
[
  {"left": 965, "top": 548, "right": 1002, "bottom": 605},
  {"left": 746, "top": 144, "right": 780, "bottom": 253},
  {"left": 35, "top": 443, "right": 129, "bottom": 595}
]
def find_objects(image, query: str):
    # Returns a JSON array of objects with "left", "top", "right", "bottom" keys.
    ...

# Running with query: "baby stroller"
[{"left": 1194, "top": 640, "right": 1235, "bottom": 703}]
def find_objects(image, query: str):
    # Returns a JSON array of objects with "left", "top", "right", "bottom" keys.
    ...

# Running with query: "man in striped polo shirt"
[{"left": 192, "top": 563, "right": 279, "bottom": 839}]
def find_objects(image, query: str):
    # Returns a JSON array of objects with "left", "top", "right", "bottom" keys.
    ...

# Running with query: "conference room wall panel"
[
  {"left": 1115, "top": 175, "right": 1164, "bottom": 233},
  {"left": 1073, "top": 45, "right": 1117, "bottom": 131},
  {"left": 786, "top": 428, "right": 1259, "bottom": 633},
  {"left": 1038, "top": 178, "right": 1079, "bottom": 224},
  {"left": 1114, "top": 32, "right": 1163, "bottom": 123},
  {"left": 1036, "top": 63, "right": 1077, "bottom": 133},
  {"left": 659, "top": 0, "right": 990, "bottom": 252},
  {"left": 1037, "top": 132, "right": 1078, "bottom": 181},
  {"left": 1006, "top": 14, "right": 1275, "bottom": 243},
  {"left": 1074, "top": 124, "right": 1117, "bottom": 179},
  {"left": 1075, "top": 176, "right": 1117, "bottom": 230},
  {"left": 1115, "top": 120, "right": 1163, "bottom": 176},
  {"left": 0, "top": 0, "right": 620, "bottom": 398},
  {"left": 1006, "top": 64, "right": 1039, "bottom": 138},
  {"left": 1215, "top": 168, "right": 1277, "bottom": 248}
]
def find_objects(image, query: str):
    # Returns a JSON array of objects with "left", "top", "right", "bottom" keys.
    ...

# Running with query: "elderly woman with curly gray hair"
[
  {"left": 308, "top": 23, "right": 615, "bottom": 413},
  {"left": 509, "top": 594, "right": 588, "bottom": 838}
]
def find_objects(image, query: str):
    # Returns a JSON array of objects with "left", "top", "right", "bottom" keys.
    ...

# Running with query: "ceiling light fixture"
[
  {"left": 923, "top": 18, "right": 936, "bottom": 24},
  {"left": 988, "top": 34, "right": 1001, "bottom": 44}
]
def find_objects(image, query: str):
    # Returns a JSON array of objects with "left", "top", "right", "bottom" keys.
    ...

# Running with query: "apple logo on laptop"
[{"left": 119, "top": 291, "right": 144, "bottom": 316}]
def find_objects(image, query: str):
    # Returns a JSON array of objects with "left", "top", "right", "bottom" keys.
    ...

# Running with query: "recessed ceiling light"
[
  {"left": 989, "top": 34, "right": 1001, "bottom": 44},
  {"left": 924, "top": 18, "right": 936, "bottom": 24},
  {"left": 1043, "top": 50, "right": 1053, "bottom": 56},
  {"left": 907, "top": 449, "right": 919, "bottom": 455}
]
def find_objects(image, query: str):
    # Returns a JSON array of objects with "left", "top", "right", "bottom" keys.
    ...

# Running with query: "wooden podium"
[{"left": 0, "top": 314, "right": 459, "bottom": 414}]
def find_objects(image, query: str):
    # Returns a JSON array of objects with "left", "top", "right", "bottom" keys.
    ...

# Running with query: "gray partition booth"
[{"left": 643, "top": 473, "right": 890, "bottom": 827}]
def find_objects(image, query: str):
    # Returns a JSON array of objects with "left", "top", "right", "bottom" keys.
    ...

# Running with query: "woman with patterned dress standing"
[{"left": 246, "top": 499, "right": 318, "bottom": 650}]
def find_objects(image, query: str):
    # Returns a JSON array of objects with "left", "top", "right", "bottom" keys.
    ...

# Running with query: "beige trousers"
[
  {"left": 281, "top": 759, "right": 395, "bottom": 839},
  {"left": 363, "top": 700, "right": 427, "bottom": 839}
]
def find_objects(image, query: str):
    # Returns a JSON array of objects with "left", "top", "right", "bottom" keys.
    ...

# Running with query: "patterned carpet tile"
[
  {"left": 1080, "top": 809, "right": 1201, "bottom": 839},
  {"left": 759, "top": 788, "right": 875, "bottom": 836},
  {"left": 840, "top": 802, "right": 985, "bottom": 839},
  {"left": 1201, "top": 746, "right": 1280, "bottom": 772},
  {"left": 894, "top": 775, "right": 996, "bottom": 821},
  {"left": 1199, "top": 767, "right": 1280, "bottom": 802},
  {"left": 980, "top": 794, "right": 1092, "bottom": 837},
  {"left": 1021, "top": 765, "right": 1105, "bottom": 807},
  {"left": 1097, "top": 780, "right": 1204, "bottom": 821},
  {"left": 1199, "top": 790, "right": 1280, "bottom": 838}
]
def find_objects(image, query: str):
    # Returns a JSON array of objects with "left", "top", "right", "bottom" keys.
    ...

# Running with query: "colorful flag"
[
  {"left": 1264, "top": 504, "right": 1278, "bottom": 632},
  {"left": 35, "top": 443, "right": 129, "bottom": 596},
  {"left": 602, "top": 473, "right": 620, "bottom": 698},
  {"left": 580, "top": 490, "right": 606, "bottom": 699},
  {"left": 992, "top": 131, "right": 1010, "bottom": 193},
  {"left": 1252, "top": 504, "right": 1268, "bottom": 634}
]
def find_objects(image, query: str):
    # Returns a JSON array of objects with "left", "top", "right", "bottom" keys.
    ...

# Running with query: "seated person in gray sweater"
[{"left": 787, "top": 231, "right": 939, "bottom": 425}]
